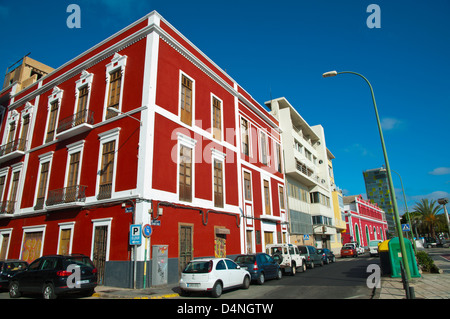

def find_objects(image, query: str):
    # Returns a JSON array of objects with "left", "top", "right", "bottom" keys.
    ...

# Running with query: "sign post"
[{"left": 142, "top": 224, "right": 152, "bottom": 288}]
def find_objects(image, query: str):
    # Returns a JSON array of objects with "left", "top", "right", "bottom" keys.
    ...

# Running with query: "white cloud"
[
  {"left": 410, "top": 191, "right": 450, "bottom": 202},
  {"left": 381, "top": 117, "right": 404, "bottom": 131},
  {"left": 429, "top": 167, "right": 450, "bottom": 176}
]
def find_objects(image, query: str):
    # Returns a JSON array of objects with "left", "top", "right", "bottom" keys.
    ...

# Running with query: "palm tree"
[{"left": 412, "top": 199, "right": 442, "bottom": 238}]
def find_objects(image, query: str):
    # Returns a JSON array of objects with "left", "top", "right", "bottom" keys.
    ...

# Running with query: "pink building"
[{"left": 342, "top": 195, "right": 388, "bottom": 247}]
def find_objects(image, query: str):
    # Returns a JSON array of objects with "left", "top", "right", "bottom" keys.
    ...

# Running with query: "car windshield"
[
  {"left": 235, "top": 255, "right": 255, "bottom": 264},
  {"left": 298, "top": 246, "right": 307, "bottom": 254},
  {"left": 183, "top": 261, "right": 211, "bottom": 273}
]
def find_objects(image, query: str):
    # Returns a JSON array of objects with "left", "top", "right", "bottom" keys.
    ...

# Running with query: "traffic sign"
[
  {"left": 143, "top": 224, "right": 152, "bottom": 237},
  {"left": 401, "top": 224, "right": 410, "bottom": 232},
  {"left": 303, "top": 234, "right": 310, "bottom": 240},
  {"left": 129, "top": 224, "right": 142, "bottom": 245}
]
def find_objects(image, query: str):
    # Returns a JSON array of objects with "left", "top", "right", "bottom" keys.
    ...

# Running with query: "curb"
[{"left": 92, "top": 292, "right": 180, "bottom": 299}]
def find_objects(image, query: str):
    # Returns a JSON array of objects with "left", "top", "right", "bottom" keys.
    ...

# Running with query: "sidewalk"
[{"left": 92, "top": 284, "right": 180, "bottom": 299}]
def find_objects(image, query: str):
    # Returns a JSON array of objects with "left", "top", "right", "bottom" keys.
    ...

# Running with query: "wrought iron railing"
[
  {"left": 0, "top": 139, "right": 26, "bottom": 157},
  {"left": 46, "top": 185, "right": 87, "bottom": 206},
  {"left": 97, "top": 183, "right": 112, "bottom": 200},
  {"left": 56, "top": 109, "right": 94, "bottom": 134}
]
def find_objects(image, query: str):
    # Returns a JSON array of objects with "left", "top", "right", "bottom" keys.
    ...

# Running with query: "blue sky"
[{"left": 1, "top": 0, "right": 449, "bottom": 214}]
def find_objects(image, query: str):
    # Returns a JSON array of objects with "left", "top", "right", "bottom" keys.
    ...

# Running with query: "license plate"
[
  {"left": 187, "top": 283, "right": 200, "bottom": 288},
  {"left": 77, "top": 280, "right": 89, "bottom": 285}
]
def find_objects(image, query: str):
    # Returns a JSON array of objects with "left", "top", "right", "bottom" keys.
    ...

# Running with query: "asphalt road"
[{"left": 179, "top": 254, "right": 379, "bottom": 299}]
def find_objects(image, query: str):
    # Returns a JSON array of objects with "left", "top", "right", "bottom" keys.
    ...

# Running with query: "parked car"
[
  {"left": 179, "top": 258, "right": 250, "bottom": 298},
  {"left": 0, "top": 260, "right": 28, "bottom": 290},
  {"left": 9, "top": 254, "right": 97, "bottom": 299},
  {"left": 352, "top": 242, "right": 365, "bottom": 254},
  {"left": 341, "top": 243, "right": 358, "bottom": 258},
  {"left": 317, "top": 248, "right": 336, "bottom": 264},
  {"left": 369, "top": 240, "right": 383, "bottom": 257},
  {"left": 424, "top": 237, "right": 437, "bottom": 249},
  {"left": 298, "top": 245, "right": 323, "bottom": 268},
  {"left": 235, "top": 253, "right": 282, "bottom": 285},
  {"left": 266, "top": 243, "right": 306, "bottom": 275}
]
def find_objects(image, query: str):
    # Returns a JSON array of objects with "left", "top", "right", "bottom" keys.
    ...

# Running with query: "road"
[{"left": 179, "top": 254, "right": 379, "bottom": 299}]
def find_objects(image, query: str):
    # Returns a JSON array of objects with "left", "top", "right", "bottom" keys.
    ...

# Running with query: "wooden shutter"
[
  {"left": 106, "top": 70, "right": 122, "bottom": 119},
  {"left": 212, "top": 97, "right": 221, "bottom": 140},
  {"left": 179, "top": 146, "right": 192, "bottom": 202},
  {"left": 214, "top": 160, "right": 223, "bottom": 208},
  {"left": 264, "top": 180, "right": 271, "bottom": 215},
  {"left": 180, "top": 75, "right": 192, "bottom": 126}
]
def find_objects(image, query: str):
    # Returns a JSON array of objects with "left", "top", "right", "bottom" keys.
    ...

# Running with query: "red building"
[
  {"left": 342, "top": 195, "right": 388, "bottom": 247},
  {"left": 0, "top": 11, "right": 286, "bottom": 288}
]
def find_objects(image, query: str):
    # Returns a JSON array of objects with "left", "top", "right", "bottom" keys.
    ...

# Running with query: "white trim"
[
  {"left": 33, "top": 151, "right": 54, "bottom": 209},
  {"left": 73, "top": 70, "right": 94, "bottom": 114},
  {"left": 56, "top": 222, "right": 75, "bottom": 255},
  {"left": 91, "top": 218, "right": 112, "bottom": 262},
  {"left": 43, "top": 86, "right": 63, "bottom": 144},
  {"left": 103, "top": 53, "right": 128, "bottom": 121}
]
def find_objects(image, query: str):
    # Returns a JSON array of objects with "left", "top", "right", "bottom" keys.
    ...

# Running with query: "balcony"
[
  {"left": 45, "top": 185, "right": 87, "bottom": 211},
  {"left": 56, "top": 109, "right": 94, "bottom": 141},
  {"left": 0, "top": 201, "right": 16, "bottom": 215},
  {"left": 0, "top": 139, "right": 26, "bottom": 163}
]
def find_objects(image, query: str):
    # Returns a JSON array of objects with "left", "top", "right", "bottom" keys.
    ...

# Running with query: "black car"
[
  {"left": 0, "top": 260, "right": 28, "bottom": 289},
  {"left": 235, "top": 253, "right": 282, "bottom": 285},
  {"left": 9, "top": 254, "right": 97, "bottom": 299},
  {"left": 317, "top": 248, "right": 336, "bottom": 264}
]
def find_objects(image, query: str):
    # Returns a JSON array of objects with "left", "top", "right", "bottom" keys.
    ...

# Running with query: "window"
[
  {"left": 75, "top": 86, "right": 89, "bottom": 124},
  {"left": 212, "top": 97, "right": 222, "bottom": 140},
  {"left": 279, "top": 186, "right": 285, "bottom": 210},
  {"left": 260, "top": 132, "right": 268, "bottom": 165},
  {"left": 243, "top": 171, "right": 252, "bottom": 201},
  {"left": 58, "top": 228, "right": 72, "bottom": 255},
  {"left": 276, "top": 143, "right": 282, "bottom": 173},
  {"left": 0, "top": 176, "right": 6, "bottom": 201},
  {"left": 310, "top": 192, "right": 330, "bottom": 207},
  {"left": 104, "top": 53, "right": 127, "bottom": 121},
  {"left": 241, "top": 118, "right": 249, "bottom": 156},
  {"left": 46, "top": 101, "right": 59, "bottom": 143},
  {"left": 179, "top": 145, "right": 192, "bottom": 202},
  {"left": 74, "top": 71, "right": 94, "bottom": 125},
  {"left": 263, "top": 180, "right": 271, "bottom": 215},
  {"left": 18, "top": 115, "right": 29, "bottom": 151},
  {"left": 35, "top": 162, "right": 49, "bottom": 210},
  {"left": 213, "top": 159, "right": 223, "bottom": 207},
  {"left": 7, "top": 171, "right": 20, "bottom": 214},
  {"left": 180, "top": 75, "right": 193, "bottom": 126},
  {"left": 98, "top": 141, "right": 115, "bottom": 199},
  {"left": 106, "top": 70, "right": 122, "bottom": 119}
]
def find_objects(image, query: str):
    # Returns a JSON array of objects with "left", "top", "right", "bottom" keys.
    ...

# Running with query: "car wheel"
[
  {"left": 43, "top": 283, "right": 57, "bottom": 300},
  {"left": 243, "top": 276, "right": 250, "bottom": 289},
  {"left": 276, "top": 269, "right": 282, "bottom": 279},
  {"left": 257, "top": 272, "right": 265, "bottom": 285},
  {"left": 9, "top": 281, "right": 21, "bottom": 298},
  {"left": 332, "top": 256, "right": 336, "bottom": 263},
  {"left": 299, "top": 262, "right": 306, "bottom": 273},
  {"left": 310, "top": 261, "right": 314, "bottom": 269},
  {"left": 211, "top": 281, "right": 223, "bottom": 298},
  {"left": 290, "top": 262, "right": 296, "bottom": 276}
]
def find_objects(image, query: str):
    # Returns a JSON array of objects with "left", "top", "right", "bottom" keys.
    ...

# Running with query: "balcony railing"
[
  {"left": 56, "top": 109, "right": 94, "bottom": 140},
  {"left": 97, "top": 183, "right": 112, "bottom": 200},
  {"left": 0, "top": 201, "right": 16, "bottom": 215},
  {"left": 0, "top": 139, "right": 26, "bottom": 160},
  {"left": 46, "top": 185, "right": 87, "bottom": 207}
]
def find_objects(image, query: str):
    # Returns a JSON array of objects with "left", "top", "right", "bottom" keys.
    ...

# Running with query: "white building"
[{"left": 266, "top": 97, "right": 337, "bottom": 251}]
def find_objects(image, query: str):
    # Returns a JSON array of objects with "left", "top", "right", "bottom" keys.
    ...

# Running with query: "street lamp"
[
  {"left": 437, "top": 198, "right": 450, "bottom": 237},
  {"left": 107, "top": 107, "right": 142, "bottom": 125},
  {"left": 322, "top": 70, "right": 412, "bottom": 280}
]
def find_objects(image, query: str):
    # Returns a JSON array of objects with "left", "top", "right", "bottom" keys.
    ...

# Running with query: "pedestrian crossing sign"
[{"left": 401, "top": 224, "right": 410, "bottom": 232}]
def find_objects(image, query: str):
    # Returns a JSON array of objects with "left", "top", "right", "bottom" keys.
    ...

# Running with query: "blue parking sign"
[{"left": 130, "top": 224, "right": 142, "bottom": 245}]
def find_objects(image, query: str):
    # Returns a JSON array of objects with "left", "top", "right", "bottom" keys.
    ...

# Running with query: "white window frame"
[
  {"left": 103, "top": 53, "right": 127, "bottom": 121},
  {"left": 1, "top": 110, "right": 19, "bottom": 146},
  {"left": 73, "top": 70, "right": 94, "bottom": 115},
  {"left": 57, "top": 222, "right": 75, "bottom": 255},
  {"left": 211, "top": 148, "right": 226, "bottom": 208},
  {"left": 0, "top": 228, "right": 12, "bottom": 259},
  {"left": 0, "top": 167, "right": 10, "bottom": 201},
  {"left": 20, "top": 225, "right": 46, "bottom": 260},
  {"left": 96, "top": 128, "right": 120, "bottom": 199},
  {"left": 64, "top": 140, "right": 85, "bottom": 188},
  {"left": 90, "top": 218, "right": 112, "bottom": 262},
  {"left": 7, "top": 162, "right": 23, "bottom": 213},
  {"left": 176, "top": 133, "right": 197, "bottom": 202},
  {"left": 210, "top": 93, "right": 223, "bottom": 141},
  {"left": 178, "top": 70, "right": 195, "bottom": 126},
  {"left": 33, "top": 151, "right": 54, "bottom": 209},
  {"left": 44, "top": 86, "right": 64, "bottom": 144},
  {"left": 259, "top": 130, "right": 269, "bottom": 166}
]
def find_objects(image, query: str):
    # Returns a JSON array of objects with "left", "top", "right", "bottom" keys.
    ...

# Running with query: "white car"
[
  {"left": 179, "top": 258, "right": 251, "bottom": 298},
  {"left": 369, "top": 240, "right": 382, "bottom": 257}
]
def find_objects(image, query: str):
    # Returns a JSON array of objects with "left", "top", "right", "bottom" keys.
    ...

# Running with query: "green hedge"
[{"left": 416, "top": 251, "right": 440, "bottom": 273}]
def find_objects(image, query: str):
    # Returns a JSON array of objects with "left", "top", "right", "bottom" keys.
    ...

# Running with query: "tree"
[{"left": 412, "top": 199, "right": 442, "bottom": 238}]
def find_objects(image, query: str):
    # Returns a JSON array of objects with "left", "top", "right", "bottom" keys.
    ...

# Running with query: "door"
[
  {"left": 261, "top": 253, "right": 277, "bottom": 278},
  {"left": 179, "top": 225, "right": 193, "bottom": 277},
  {"left": 92, "top": 226, "right": 108, "bottom": 285},
  {"left": 224, "top": 259, "right": 241, "bottom": 287},
  {"left": 0, "top": 234, "right": 10, "bottom": 260}
]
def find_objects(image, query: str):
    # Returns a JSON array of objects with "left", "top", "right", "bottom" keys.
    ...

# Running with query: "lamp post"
[
  {"left": 323, "top": 70, "right": 412, "bottom": 280},
  {"left": 437, "top": 198, "right": 450, "bottom": 237}
]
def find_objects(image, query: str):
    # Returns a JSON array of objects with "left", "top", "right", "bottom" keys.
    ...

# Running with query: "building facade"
[
  {"left": 342, "top": 195, "right": 388, "bottom": 247},
  {"left": 363, "top": 167, "right": 395, "bottom": 235},
  {"left": 265, "top": 98, "right": 338, "bottom": 252},
  {"left": 0, "top": 11, "right": 287, "bottom": 288}
]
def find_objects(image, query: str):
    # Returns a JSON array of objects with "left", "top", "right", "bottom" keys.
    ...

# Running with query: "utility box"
[
  {"left": 152, "top": 245, "right": 169, "bottom": 286},
  {"left": 378, "top": 239, "right": 391, "bottom": 275},
  {"left": 388, "top": 237, "right": 420, "bottom": 278}
]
